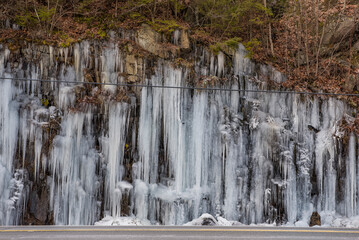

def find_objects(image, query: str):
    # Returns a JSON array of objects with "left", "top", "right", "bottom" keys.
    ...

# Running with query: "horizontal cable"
[{"left": 0, "top": 77, "right": 358, "bottom": 97}]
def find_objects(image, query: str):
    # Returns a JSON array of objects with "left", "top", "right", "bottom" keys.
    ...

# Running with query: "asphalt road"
[{"left": 1, "top": 226, "right": 359, "bottom": 240}]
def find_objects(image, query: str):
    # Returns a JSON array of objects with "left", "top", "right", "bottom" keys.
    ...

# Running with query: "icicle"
[
  {"left": 103, "top": 102, "right": 130, "bottom": 218},
  {"left": 138, "top": 76, "right": 162, "bottom": 183},
  {"left": 217, "top": 52, "right": 225, "bottom": 77},
  {"left": 1, "top": 40, "right": 359, "bottom": 228},
  {"left": 346, "top": 134, "right": 357, "bottom": 217},
  {"left": 74, "top": 43, "right": 81, "bottom": 82},
  {"left": 0, "top": 71, "right": 21, "bottom": 225},
  {"left": 49, "top": 108, "right": 99, "bottom": 225}
]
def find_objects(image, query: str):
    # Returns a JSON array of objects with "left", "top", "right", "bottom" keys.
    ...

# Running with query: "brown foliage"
[{"left": 0, "top": 0, "right": 358, "bottom": 109}]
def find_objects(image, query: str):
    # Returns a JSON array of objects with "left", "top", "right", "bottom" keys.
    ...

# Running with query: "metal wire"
[{"left": 1, "top": 77, "right": 358, "bottom": 97}]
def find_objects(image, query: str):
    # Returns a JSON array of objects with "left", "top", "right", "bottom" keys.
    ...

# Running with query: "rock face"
[
  {"left": 0, "top": 26, "right": 358, "bottom": 226},
  {"left": 309, "top": 212, "right": 321, "bottom": 227},
  {"left": 322, "top": 17, "right": 359, "bottom": 59},
  {"left": 137, "top": 24, "right": 178, "bottom": 58},
  {"left": 323, "top": 17, "right": 358, "bottom": 45},
  {"left": 344, "top": 75, "right": 359, "bottom": 92}
]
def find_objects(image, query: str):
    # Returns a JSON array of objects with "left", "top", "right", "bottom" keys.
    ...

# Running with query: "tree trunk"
[{"left": 263, "top": 0, "right": 275, "bottom": 56}]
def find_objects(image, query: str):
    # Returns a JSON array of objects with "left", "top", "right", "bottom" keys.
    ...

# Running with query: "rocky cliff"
[{"left": 0, "top": 25, "right": 357, "bottom": 226}]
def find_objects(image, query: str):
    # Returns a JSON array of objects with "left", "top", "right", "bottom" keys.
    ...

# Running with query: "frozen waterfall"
[{"left": 0, "top": 41, "right": 358, "bottom": 226}]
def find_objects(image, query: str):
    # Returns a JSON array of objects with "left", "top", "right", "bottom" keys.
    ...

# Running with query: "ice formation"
[{"left": 0, "top": 40, "right": 358, "bottom": 227}]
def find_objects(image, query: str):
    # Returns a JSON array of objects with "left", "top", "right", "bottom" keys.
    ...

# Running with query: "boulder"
[
  {"left": 29, "top": 188, "right": 49, "bottom": 223},
  {"left": 137, "top": 24, "right": 166, "bottom": 58},
  {"left": 323, "top": 18, "right": 357, "bottom": 46},
  {"left": 180, "top": 30, "right": 190, "bottom": 49},
  {"left": 344, "top": 75, "right": 359, "bottom": 92},
  {"left": 137, "top": 24, "right": 178, "bottom": 58},
  {"left": 184, "top": 213, "right": 218, "bottom": 226},
  {"left": 309, "top": 212, "right": 321, "bottom": 227}
]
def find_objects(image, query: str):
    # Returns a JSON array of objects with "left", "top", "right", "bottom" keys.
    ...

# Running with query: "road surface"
[{"left": 1, "top": 226, "right": 359, "bottom": 240}]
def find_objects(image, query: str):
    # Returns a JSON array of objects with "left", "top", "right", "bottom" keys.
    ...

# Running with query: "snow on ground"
[
  {"left": 217, "top": 216, "right": 235, "bottom": 226},
  {"left": 95, "top": 212, "right": 359, "bottom": 228},
  {"left": 291, "top": 211, "right": 359, "bottom": 228},
  {"left": 320, "top": 211, "right": 359, "bottom": 228},
  {"left": 294, "top": 220, "right": 309, "bottom": 227},
  {"left": 249, "top": 222, "right": 277, "bottom": 227},
  {"left": 184, "top": 214, "right": 218, "bottom": 226},
  {"left": 95, "top": 213, "right": 239, "bottom": 226},
  {"left": 95, "top": 215, "right": 151, "bottom": 226},
  {"left": 184, "top": 214, "right": 241, "bottom": 226}
]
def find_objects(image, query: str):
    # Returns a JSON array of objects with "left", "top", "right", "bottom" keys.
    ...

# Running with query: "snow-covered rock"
[{"left": 184, "top": 214, "right": 237, "bottom": 226}]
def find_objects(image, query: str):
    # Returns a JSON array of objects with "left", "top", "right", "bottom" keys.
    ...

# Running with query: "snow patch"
[
  {"left": 216, "top": 216, "right": 234, "bottom": 226},
  {"left": 95, "top": 215, "right": 151, "bottom": 226},
  {"left": 321, "top": 211, "right": 359, "bottom": 228},
  {"left": 118, "top": 181, "right": 133, "bottom": 190},
  {"left": 184, "top": 213, "right": 218, "bottom": 226},
  {"left": 184, "top": 214, "right": 237, "bottom": 226},
  {"left": 294, "top": 220, "right": 309, "bottom": 227}
]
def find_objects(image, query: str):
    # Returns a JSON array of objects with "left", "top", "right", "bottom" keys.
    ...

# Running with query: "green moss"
[
  {"left": 349, "top": 99, "right": 358, "bottom": 108},
  {"left": 224, "top": 37, "right": 242, "bottom": 49},
  {"left": 128, "top": 12, "right": 146, "bottom": 21},
  {"left": 76, "top": 16, "right": 97, "bottom": 26},
  {"left": 209, "top": 37, "right": 242, "bottom": 55},
  {"left": 58, "top": 33, "right": 76, "bottom": 48},
  {"left": 121, "top": 12, "right": 147, "bottom": 27},
  {"left": 243, "top": 38, "right": 261, "bottom": 59},
  {"left": 38, "top": 6, "right": 56, "bottom": 23},
  {"left": 15, "top": 6, "right": 56, "bottom": 30},
  {"left": 15, "top": 12, "right": 37, "bottom": 28},
  {"left": 97, "top": 29, "right": 107, "bottom": 39},
  {"left": 209, "top": 43, "right": 221, "bottom": 55},
  {"left": 149, "top": 19, "right": 181, "bottom": 34}
]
